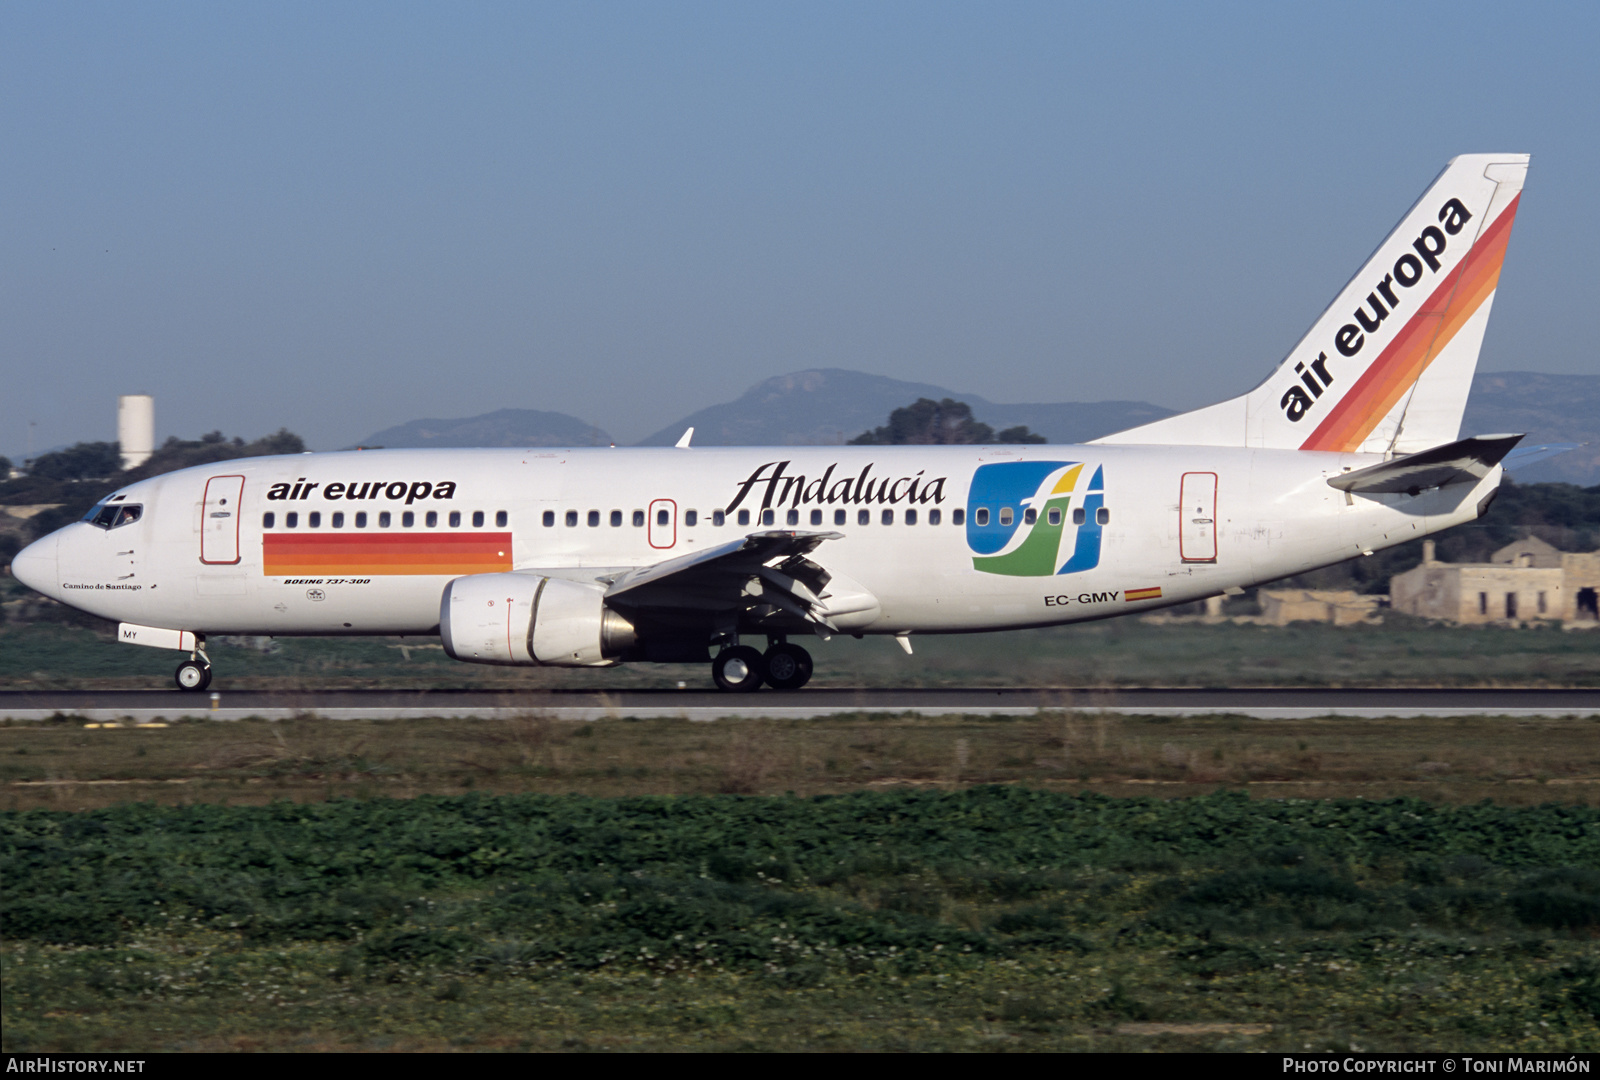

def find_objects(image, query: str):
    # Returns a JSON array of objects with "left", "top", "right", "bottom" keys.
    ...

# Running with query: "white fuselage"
[{"left": 14, "top": 444, "right": 1496, "bottom": 641}]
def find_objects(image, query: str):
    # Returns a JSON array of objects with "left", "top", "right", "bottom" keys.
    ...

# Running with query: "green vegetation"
[
  {"left": 849, "top": 397, "right": 1044, "bottom": 445},
  {"left": 3, "top": 788, "right": 1596, "bottom": 1051}
]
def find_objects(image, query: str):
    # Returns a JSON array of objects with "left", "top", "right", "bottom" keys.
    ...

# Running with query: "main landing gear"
[
  {"left": 174, "top": 641, "right": 213, "bottom": 691},
  {"left": 711, "top": 639, "right": 814, "bottom": 693}
]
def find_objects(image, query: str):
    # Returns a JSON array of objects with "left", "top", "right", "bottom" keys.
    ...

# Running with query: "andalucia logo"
[{"left": 967, "top": 461, "right": 1105, "bottom": 577}]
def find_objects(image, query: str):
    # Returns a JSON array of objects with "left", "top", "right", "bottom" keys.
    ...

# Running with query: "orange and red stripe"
[
  {"left": 1300, "top": 194, "right": 1521, "bottom": 453},
  {"left": 263, "top": 532, "right": 513, "bottom": 576}
]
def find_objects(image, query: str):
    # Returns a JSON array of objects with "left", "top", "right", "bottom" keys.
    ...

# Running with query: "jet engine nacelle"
[{"left": 439, "top": 573, "right": 636, "bottom": 667}]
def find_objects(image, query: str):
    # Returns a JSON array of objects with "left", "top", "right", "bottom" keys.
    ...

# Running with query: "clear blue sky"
[{"left": 4, "top": 1, "right": 1596, "bottom": 455}]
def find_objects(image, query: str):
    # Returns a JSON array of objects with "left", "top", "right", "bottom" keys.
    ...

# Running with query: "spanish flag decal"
[{"left": 1124, "top": 586, "right": 1162, "bottom": 602}]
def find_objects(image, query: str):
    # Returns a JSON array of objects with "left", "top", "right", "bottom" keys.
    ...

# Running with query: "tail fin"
[{"left": 1096, "top": 154, "right": 1529, "bottom": 453}]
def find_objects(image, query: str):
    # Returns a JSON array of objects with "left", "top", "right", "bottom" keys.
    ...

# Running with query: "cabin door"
[
  {"left": 200, "top": 475, "right": 246, "bottom": 565},
  {"left": 1179, "top": 472, "right": 1217, "bottom": 563}
]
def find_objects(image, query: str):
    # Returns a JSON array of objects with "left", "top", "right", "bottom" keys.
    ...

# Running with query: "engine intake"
[{"left": 439, "top": 573, "right": 635, "bottom": 667}]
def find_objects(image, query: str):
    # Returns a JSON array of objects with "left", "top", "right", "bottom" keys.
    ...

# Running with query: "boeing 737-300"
[{"left": 10, "top": 154, "right": 1538, "bottom": 692}]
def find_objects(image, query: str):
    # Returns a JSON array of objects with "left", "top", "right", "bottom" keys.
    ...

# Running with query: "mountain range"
[{"left": 351, "top": 369, "right": 1599, "bottom": 485}]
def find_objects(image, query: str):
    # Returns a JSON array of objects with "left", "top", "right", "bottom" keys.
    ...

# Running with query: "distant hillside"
[
  {"left": 1463, "top": 372, "right": 1600, "bottom": 486},
  {"left": 353, "top": 409, "right": 612, "bottom": 449},
  {"left": 349, "top": 370, "right": 1599, "bottom": 485},
  {"left": 635, "top": 369, "right": 1174, "bottom": 447}
]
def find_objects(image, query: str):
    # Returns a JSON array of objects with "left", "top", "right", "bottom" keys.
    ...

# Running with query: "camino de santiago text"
[
  {"left": 1280, "top": 196, "right": 1474, "bottom": 423},
  {"left": 725, "top": 461, "right": 948, "bottom": 514}
]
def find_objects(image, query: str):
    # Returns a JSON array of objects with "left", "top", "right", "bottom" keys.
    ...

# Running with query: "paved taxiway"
[{"left": 2, "top": 687, "right": 1598, "bottom": 724}]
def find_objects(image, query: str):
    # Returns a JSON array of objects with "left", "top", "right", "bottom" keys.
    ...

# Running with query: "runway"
[{"left": 2, "top": 687, "right": 1598, "bottom": 723}]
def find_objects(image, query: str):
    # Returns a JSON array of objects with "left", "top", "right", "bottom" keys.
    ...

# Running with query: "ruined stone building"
[{"left": 1390, "top": 536, "right": 1600, "bottom": 624}]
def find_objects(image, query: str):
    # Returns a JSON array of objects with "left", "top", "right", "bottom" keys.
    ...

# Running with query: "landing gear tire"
[
  {"left": 175, "top": 660, "right": 212, "bottom": 692},
  {"left": 712, "top": 645, "right": 765, "bottom": 693},
  {"left": 762, "top": 643, "right": 813, "bottom": 691}
]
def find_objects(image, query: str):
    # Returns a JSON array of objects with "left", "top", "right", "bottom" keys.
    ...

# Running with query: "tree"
[
  {"left": 25, "top": 442, "right": 122, "bottom": 481},
  {"left": 849, "top": 398, "right": 1043, "bottom": 445}
]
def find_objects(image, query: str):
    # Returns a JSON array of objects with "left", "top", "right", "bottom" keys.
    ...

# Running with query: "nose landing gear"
[
  {"left": 710, "top": 638, "right": 814, "bottom": 692},
  {"left": 174, "top": 640, "right": 213, "bottom": 691},
  {"left": 175, "top": 660, "right": 212, "bottom": 691}
]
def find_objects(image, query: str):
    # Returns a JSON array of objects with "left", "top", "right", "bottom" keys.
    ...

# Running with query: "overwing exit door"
[
  {"left": 648, "top": 499, "right": 677, "bottom": 549},
  {"left": 1179, "top": 472, "right": 1217, "bottom": 563},
  {"left": 200, "top": 475, "right": 246, "bottom": 564}
]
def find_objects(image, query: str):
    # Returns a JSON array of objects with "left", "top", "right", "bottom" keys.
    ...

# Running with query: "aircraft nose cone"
[{"left": 9, "top": 533, "right": 59, "bottom": 596}]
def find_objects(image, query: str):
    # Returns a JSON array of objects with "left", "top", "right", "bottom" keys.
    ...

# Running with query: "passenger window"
[
  {"left": 929, "top": 509, "right": 941, "bottom": 525},
  {"left": 881, "top": 509, "right": 893, "bottom": 525},
  {"left": 286, "top": 512, "right": 299, "bottom": 528},
  {"left": 858, "top": 509, "right": 870, "bottom": 526},
  {"left": 738, "top": 510, "right": 750, "bottom": 526},
  {"left": 1096, "top": 507, "right": 1110, "bottom": 525},
  {"left": 587, "top": 510, "right": 600, "bottom": 527},
  {"left": 1048, "top": 508, "right": 1061, "bottom": 526},
  {"left": 905, "top": 508, "right": 917, "bottom": 525},
  {"left": 633, "top": 509, "right": 645, "bottom": 527},
  {"left": 426, "top": 511, "right": 437, "bottom": 527},
  {"left": 685, "top": 510, "right": 697, "bottom": 526},
  {"left": 1073, "top": 508, "right": 1085, "bottom": 525},
  {"left": 712, "top": 510, "right": 725, "bottom": 526},
  {"left": 999, "top": 508, "right": 1013, "bottom": 526},
  {"left": 309, "top": 512, "right": 322, "bottom": 528},
  {"left": 1023, "top": 508, "right": 1036, "bottom": 525},
  {"left": 263, "top": 512, "right": 275, "bottom": 529},
  {"left": 951, "top": 509, "right": 964, "bottom": 526},
  {"left": 811, "top": 509, "right": 823, "bottom": 526},
  {"left": 786, "top": 509, "right": 798, "bottom": 526},
  {"left": 451, "top": 511, "right": 462, "bottom": 528},
  {"left": 496, "top": 511, "right": 508, "bottom": 527},
  {"left": 542, "top": 511, "right": 554, "bottom": 527},
  {"left": 378, "top": 512, "right": 391, "bottom": 528},
  {"left": 402, "top": 511, "right": 414, "bottom": 527},
  {"left": 566, "top": 510, "right": 578, "bottom": 527},
  {"left": 975, "top": 508, "right": 989, "bottom": 527},
  {"left": 658, "top": 509, "right": 671, "bottom": 526},
  {"left": 610, "top": 510, "right": 623, "bottom": 527},
  {"left": 356, "top": 512, "right": 368, "bottom": 528},
  {"left": 332, "top": 512, "right": 344, "bottom": 528},
  {"left": 472, "top": 511, "right": 485, "bottom": 528},
  {"left": 835, "top": 509, "right": 847, "bottom": 526}
]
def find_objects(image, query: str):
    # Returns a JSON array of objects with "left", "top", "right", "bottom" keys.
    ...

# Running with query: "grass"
[{"left": 2, "top": 711, "right": 1598, "bottom": 812}]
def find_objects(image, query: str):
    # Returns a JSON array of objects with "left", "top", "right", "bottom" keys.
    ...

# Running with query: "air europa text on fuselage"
[
  {"left": 1279, "top": 196, "right": 1475, "bottom": 423},
  {"left": 725, "top": 461, "right": 949, "bottom": 514},
  {"left": 264, "top": 479, "right": 459, "bottom": 504}
]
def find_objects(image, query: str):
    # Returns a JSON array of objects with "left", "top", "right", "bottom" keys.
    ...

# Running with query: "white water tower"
[{"left": 118, "top": 395, "right": 154, "bottom": 471}]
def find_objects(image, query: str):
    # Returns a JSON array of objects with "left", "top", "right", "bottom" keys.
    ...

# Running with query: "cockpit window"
[{"left": 83, "top": 503, "right": 142, "bottom": 530}]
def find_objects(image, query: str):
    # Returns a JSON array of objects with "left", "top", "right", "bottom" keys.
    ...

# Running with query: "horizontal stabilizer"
[
  {"left": 1327, "top": 434, "right": 1523, "bottom": 495},
  {"left": 1503, "top": 442, "right": 1582, "bottom": 472}
]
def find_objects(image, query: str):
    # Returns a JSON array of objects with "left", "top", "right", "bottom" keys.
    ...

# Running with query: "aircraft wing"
[
  {"left": 1327, "top": 433, "right": 1524, "bottom": 495},
  {"left": 601, "top": 529, "right": 875, "bottom": 633}
]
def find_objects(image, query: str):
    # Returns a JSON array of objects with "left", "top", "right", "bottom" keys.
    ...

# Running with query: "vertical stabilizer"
[{"left": 1096, "top": 155, "right": 1529, "bottom": 453}]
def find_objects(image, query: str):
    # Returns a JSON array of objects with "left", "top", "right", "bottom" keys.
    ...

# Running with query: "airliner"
[{"left": 11, "top": 154, "right": 1539, "bottom": 692}]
